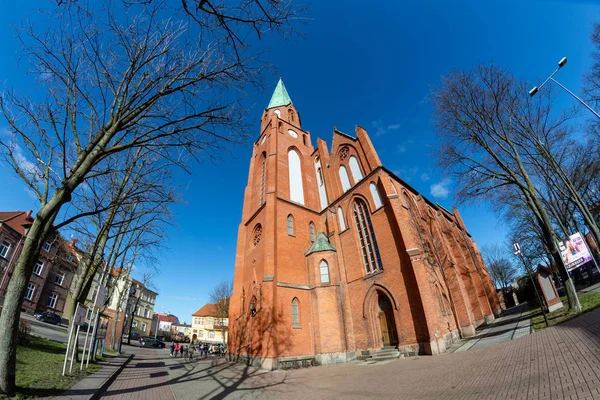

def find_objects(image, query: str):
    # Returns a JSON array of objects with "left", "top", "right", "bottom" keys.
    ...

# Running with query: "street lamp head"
[
  {"left": 558, "top": 57, "right": 568, "bottom": 68},
  {"left": 529, "top": 86, "right": 539, "bottom": 97}
]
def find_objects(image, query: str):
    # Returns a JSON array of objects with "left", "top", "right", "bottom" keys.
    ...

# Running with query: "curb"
[{"left": 89, "top": 353, "right": 135, "bottom": 400}]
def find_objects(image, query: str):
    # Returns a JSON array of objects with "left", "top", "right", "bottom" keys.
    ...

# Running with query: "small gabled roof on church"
[
  {"left": 305, "top": 232, "right": 337, "bottom": 255},
  {"left": 267, "top": 78, "right": 293, "bottom": 109}
]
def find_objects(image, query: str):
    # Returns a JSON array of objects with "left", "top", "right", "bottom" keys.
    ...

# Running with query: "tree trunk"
[{"left": 0, "top": 209, "right": 56, "bottom": 395}]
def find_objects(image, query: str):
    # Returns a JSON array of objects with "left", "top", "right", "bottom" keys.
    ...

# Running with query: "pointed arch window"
[
  {"left": 349, "top": 156, "right": 363, "bottom": 183},
  {"left": 337, "top": 207, "right": 346, "bottom": 231},
  {"left": 274, "top": 109, "right": 281, "bottom": 118},
  {"left": 309, "top": 222, "right": 316, "bottom": 242},
  {"left": 287, "top": 215, "right": 295, "bottom": 236},
  {"left": 292, "top": 298, "right": 300, "bottom": 328},
  {"left": 339, "top": 165, "right": 351, "bottom": 192},
  {"left": 370, "top": 182, "right": 383, "bottom": 209},
  {"left": 288, "top": 149, "right": 305, "bottom": 204},
  {"left": 320, "top": 260, "right": 330, "bottom": 283},
  {"left": 289, "top": 109, "right": 295, "bottom": 124},
  {"left": 353, "top": 199, "right": 383, "bottom": 273},
  {"left": 260, "top": 154, "right": 266, "bottom": 205}
]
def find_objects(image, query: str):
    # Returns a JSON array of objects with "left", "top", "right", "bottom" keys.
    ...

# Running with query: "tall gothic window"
[
  {"left": 260, "top": 154, "right": 266, "bottom": 205},
  {"left": 288, "top": 149, "right": 305, "bottom": 204},
  {"left": 292, "top": 298, "right": 300, "bottom": 327},
  {"left": 370, "top": 182, "right": 383, "bottom": 209},
  {"left": 309, "top": 222, "right": 316, "bottom": 242},
  {"left": 320, "top": 260, "right": 330, "bottom": 283},
  {"left": 349, "top": 156, "right": 363, "bottom": 183},
  {"left": 339, "top": 165, "right": 351, "bottom": 192},
  {"left": 287, "top": 215, "right": 295, "bottom": 236},
  {"left": 353, "top": 199, "right": 383, "bottom": 273},
  {"left": 337, "top": 207, "right": 346, "bottom": 231}
]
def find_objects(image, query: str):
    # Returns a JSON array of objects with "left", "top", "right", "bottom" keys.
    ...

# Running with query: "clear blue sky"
[{"left": 0, "top": 0, "right": 599, "bottom": 323}]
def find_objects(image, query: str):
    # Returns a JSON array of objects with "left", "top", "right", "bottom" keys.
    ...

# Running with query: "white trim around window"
[
  {"left": 25, "top": 283, "right": 35, "bottom": 301},
  {"left": 0, "top": 241, "right": 10, "bottom": 258},
  {"left": 33, "top": 261, "right": 44, "bottom": 276}
]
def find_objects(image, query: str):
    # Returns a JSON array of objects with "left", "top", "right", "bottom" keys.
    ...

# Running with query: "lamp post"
[{"left": 529, "top": 57, "right": 600, "bottom": 120}]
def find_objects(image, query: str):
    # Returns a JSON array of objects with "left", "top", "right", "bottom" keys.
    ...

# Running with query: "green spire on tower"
[{"left": 267, "top": 78, "right": 292, "bottom": 109}]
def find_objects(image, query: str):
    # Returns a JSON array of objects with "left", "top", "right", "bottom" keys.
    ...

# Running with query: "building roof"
[
  {"left": 267, "top": 78, "right": 292, "bottom": 109},
  {"left": 155, "top": 313, "right": 179, "bottom": 324},
  {"left": 0, "top": 211, "right": 34, "bottom": 236},
  {"left": 305, "top": 232, "right": 337, "bottom": 255},
  {"left": 192, "top": 303, "right": 219, "bottom": 317}
]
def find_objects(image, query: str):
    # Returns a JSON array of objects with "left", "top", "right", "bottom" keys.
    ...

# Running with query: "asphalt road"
[{"left": 21, "top": 312, "right": 101, "bottom": 348}]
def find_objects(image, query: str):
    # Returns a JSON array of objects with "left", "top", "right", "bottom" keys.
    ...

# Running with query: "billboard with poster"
[{"left": 559, "top": 232, "right": 593, "bottom": 272}]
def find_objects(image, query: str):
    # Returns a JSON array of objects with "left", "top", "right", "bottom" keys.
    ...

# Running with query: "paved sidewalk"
[
  {"left": 96, "top": 307, "right": 600, "bottom": 399},
  {"left": 449, "top": 303, "right": 533, "bottom": 353},
  {"left": 61, "top": 353, "right": 133, "bottom": 400},
  {"left": 100, "top": 346, "right": 175, "bottom": 400}
]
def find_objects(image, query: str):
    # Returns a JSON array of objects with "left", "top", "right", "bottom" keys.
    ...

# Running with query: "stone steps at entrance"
[{"left": 367, "top": 346, "right": 400, "bottom": 362}]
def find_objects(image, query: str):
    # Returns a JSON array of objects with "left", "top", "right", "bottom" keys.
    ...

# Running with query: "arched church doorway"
[{"left": 377, "top": 291, "right": 398, "bottom": 346}]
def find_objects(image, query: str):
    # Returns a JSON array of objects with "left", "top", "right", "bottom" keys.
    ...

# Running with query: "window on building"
[
  {"left": 287, "top": 215, "right": 295, "bottom": 236},
  {"left": 260, "top": 154, "right": 266, "bottom": 205},
  {"left": 136, "top": 306, "right": 141, "bottom": 316},
  {"left": 349, "top": 156, "right": 363, "bottom": 183},
  {"left": 33, "top": 261, "right": 44, "bottom": 276},
  {"left": 141, "top": 322, "right": 147, "bottom": 331},
  {"left": 292, "top": 298, "right": 300, "bottom": 328},
  {"left": 48, "top": 293, "right": 58, "bottom": 309},
  {"left": 0, "top": 241, "right": 10, "bottom": 258},
  {"left": 288, "top": 149, "right": 305, "bottom": 204},
  {"left": 42, "top": 240, "right": 52, "bottom": 252},
  {"left": 274, "top": 109, "right": 281, "bottom": 118},
  {"left": 353, "top": 199, "right": 383, "bottom": 273},
  {"left": 320, "top": 260, "right": 330, "bottom": 283},
  {"left": 199, "top": 331, "right": 204, "bottom": 337},
  {"left": 370, "top": 182, "right": 383, "bottom": 209},
  {"left": 339, "top": 165, "right": 351, "bottom": 192},
  {"left": 309, "top": 222, "right": 316, "bottom": 242},
  {"left": 193, "top": 329, "right": 197, "bottom": 334},
  {"left": 87, "top": 309, "right": 93, "bottom": 320},
  {"left": 289, "top": 109, "right": 295, "bottom": 124},
  {"left": 337, "top": 207, "right": 346, "bottom": 231},
  {"left": 208, "top": 318, "right": 213, "bottom": 325},
  {"left": 208, "top": 331, "right": 215, "bottom": 338},
  {"left": 54, "top": 272, "right": 65, "bottom": 286},
  {"left": 144, "top": 308, "right": 150, "bottom": 318},
  {"left": 25, "top": 283, "right": 35, "bottom": 301},
  {"left": 66, "top": 254, "right": 74, "bottom": 262}
]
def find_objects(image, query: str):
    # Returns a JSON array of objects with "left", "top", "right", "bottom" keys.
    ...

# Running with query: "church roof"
[
  {"left": 305, "top": 232, "right": 337, "bottom": 255},
  {"left": 267, "top": 78, "right": 292, "bottom": 109}
]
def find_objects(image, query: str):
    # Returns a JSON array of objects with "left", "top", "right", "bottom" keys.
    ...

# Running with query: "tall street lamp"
[{"left": 529, "top": 57, "right": 600, "bottom": 120}]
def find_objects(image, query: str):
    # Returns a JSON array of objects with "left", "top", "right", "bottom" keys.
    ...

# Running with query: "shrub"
[{"left": 18, "top": 319, "right": 31, "bottom": 346}]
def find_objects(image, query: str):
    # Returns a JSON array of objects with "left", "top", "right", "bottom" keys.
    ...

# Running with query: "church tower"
[{"left": 229, "top": 79, "right": 333, "bottom": 369}]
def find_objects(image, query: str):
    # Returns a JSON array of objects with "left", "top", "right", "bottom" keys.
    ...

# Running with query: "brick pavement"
[{"left": 101, "top": 307, "right": 600, "bottom": 399}]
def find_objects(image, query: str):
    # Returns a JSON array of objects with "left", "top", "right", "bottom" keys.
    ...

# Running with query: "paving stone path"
[{"left": 101, "top": 307, "right": 600, "bottom": 399}]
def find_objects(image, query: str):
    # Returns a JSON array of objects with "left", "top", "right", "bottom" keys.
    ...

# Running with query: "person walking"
[
  {"left": 170, "top": 342, "right": 175, "bottom": 357},
  {"left": 179, "top": 342, "right": 184, "bottom": 358},
  {"left": 199, "top": 343, "right": 204, "bottom": 358},
  {"left": 174, "top": 342, "right": 180, "bottom": 358},
  {"left": 188, "top": 340, "right": 195, "bottom": 361}
]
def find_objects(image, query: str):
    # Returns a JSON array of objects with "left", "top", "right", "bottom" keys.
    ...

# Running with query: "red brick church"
[{"left": 228, "top": 79, "right": 501, "bottom": 369}]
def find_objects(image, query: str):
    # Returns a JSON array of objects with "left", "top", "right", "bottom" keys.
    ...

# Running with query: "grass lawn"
[
  {"left": 532, "top": 291, "right": 600, "bottom": 331},
  {"left": 0, "top": 336, "right": 100, "bottom": 399}
]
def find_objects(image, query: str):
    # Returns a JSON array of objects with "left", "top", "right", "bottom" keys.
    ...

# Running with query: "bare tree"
[
  {"left": 0, "top": 0, "right": 303, "bottom": 393},
  {"left": 481, "top": 244, "right": 517, "bottom": 290},
  {"left": 431, "top": 64, "right": 581, "bottom": 313},
  {"left": 209, "top": 279, "right": 233, "bottom": 344}
]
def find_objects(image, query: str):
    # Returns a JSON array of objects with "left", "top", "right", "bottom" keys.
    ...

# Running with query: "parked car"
[
  {"left": 34, "top": 312, "right": 61, "bottom": 325},
  {"left": 139, "top": 336, "right": 166, "bottom": 348}
]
